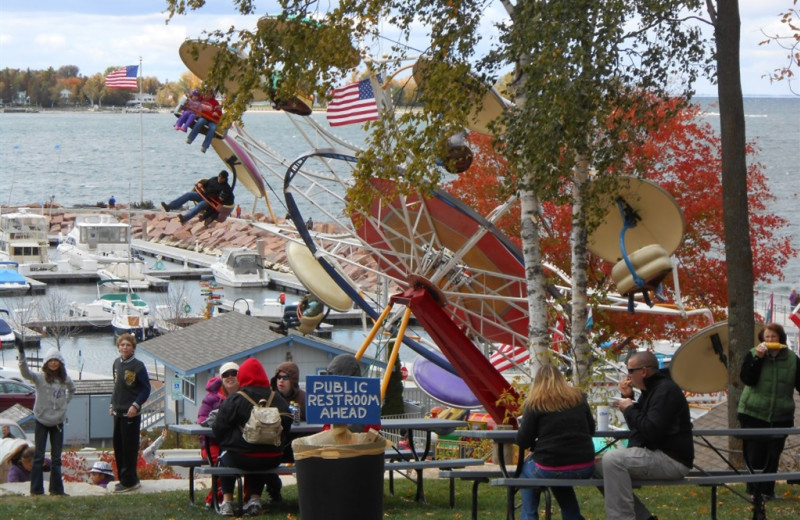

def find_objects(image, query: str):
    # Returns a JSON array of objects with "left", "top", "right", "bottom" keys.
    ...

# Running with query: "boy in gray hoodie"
[{"left": 19, "top": 346, "right": 75, "bottom": 496}]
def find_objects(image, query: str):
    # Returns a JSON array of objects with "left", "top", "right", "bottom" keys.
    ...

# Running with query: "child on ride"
[{"left": 174, "top": 89, "right": 201, "bottom": 132}]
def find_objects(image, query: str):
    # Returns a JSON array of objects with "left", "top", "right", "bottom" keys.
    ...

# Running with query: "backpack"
[{"left": 237, "top": 391, "right": 283, "bottom": 446}]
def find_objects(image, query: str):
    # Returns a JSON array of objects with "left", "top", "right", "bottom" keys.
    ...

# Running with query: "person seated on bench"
[
  {"left": 212, "top": 358, "right": 293, "bottom": 517},
  {"left": 516, "top": 364, "right": 596, "bottom": 520},
  {"left": 738, "top": 322, "right": 800, "bottom": 500},
  {"left": 595, "top": 351, "right": 693, "bottom": 520},
  {"left": 161, "top": 170, "right": 232, "bottom": 225}
]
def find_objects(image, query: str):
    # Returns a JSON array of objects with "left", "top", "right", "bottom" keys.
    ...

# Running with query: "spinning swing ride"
[{"left": 173, "top": 20, "right": 717, "bottom": 425}]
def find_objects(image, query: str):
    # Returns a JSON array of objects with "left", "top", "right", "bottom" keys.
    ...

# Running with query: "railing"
[{"left": 140, "top": 385, "right": 165, "bottom": 430}]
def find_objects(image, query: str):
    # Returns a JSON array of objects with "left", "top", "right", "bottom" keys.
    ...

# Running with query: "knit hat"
[
  {"left": 219, "top": 362, "right": 239, "bottom": 376},
  {"left": 43, "top": 347, "right": 65, "bottom": 365},
  {"left": 326, "top": 354, "right": 361, "bottom": 377},
  {"left": 271, "top": 361, "right": 300, "bottom": 390},
  {"left": 89, "top": 460, "right": 115, "bottom": 477},
  {"left": 237, "top": 358, "right": 269, "bottom": 388}
]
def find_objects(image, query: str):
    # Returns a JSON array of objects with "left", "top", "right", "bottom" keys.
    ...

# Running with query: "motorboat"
[
  {"left": 110, "top": 297, "right": 158, "bottom": 341},
  {"left": 0, "top": 262, "right": 30, "bottom": 294},
  {"left": 214, "top": 296, "right": 285, "bottom": 319},
  {"left": 0, "top": 310, "right": 15, "bottom": 348},
  {"left": 0, "top": 209, "right": 57, "bottom": 274},
  {"left": 68, "top": 279, "right": 151, "bottom": 329},
  {"left": 97, "top": 260, "right": 150, "bottom": 290},
  {"left": 210, "top": 248, "right": 270, "bottom": 287},
  {"left": 56, "top": 214, "right": 134, "bottom": 270}
]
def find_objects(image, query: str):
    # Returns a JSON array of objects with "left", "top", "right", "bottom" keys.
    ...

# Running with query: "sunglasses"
[
  {"left": 221, "top": 370, "right": 238, "bottom": 378},
  {"left": 276, "top": 375, "right": 291, "bottom": 381},
  {"left": 627, "top": 367, "right": 646, "bottom": 374}
]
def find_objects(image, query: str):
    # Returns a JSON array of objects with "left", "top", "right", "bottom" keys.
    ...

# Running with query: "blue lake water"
[{"left": 0, "top": 98, "right": 798, "bottom": 375}]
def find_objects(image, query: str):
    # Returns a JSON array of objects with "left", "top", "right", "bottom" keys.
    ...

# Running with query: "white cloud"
[{"left": 0, "top": 2, "right": 796, "bottom": 95}]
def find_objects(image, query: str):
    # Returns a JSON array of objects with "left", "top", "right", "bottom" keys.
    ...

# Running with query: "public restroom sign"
[{"left": 306, "top": 375, "right": 381, "bottom": 424}]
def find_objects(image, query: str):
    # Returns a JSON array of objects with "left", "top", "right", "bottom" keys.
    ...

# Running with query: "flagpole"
[{"left": 139, "top": 56, "right": 144, "bottom": 205}]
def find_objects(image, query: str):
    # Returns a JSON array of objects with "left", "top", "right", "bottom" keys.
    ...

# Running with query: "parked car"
[
  {"left": 0, "top": 365, "right": 25, "bottom": 382},
  {"left": 0, "top": 378, "right": 35, "bottom": 413},
  {"left": 0, "top": 417, "right": 29, "bottom": 441}
]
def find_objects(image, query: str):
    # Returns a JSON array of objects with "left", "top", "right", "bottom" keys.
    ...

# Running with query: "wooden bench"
[
  {"left": 194, "top": 465, "right": 296, "bottom": 515},
  {"left": 440, "top": 469, "right": 504, "bottom": 520},
  {"left": 385, "top": 457, "right": 486, "bottom": 503},
  {"left": 163, "top": 457, "right": 207, "bottom": 505},
  {"left": 492, "top": 470, "right": 800, "bottom": 520}
]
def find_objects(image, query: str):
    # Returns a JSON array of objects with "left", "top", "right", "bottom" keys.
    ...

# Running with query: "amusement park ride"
[{"left": 173, "top": 27, "right": 725, "bottom": 426}]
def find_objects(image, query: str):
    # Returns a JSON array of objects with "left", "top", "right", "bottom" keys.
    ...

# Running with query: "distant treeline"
[{"left": 0, "top": 65, "right": 428, "bottom": 110}]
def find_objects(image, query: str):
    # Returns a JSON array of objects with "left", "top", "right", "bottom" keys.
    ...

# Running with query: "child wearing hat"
[
  {"left": 89, "top": 461, "right": 115, "bottom": 488},
  {"left": 18, "top": 345, "right": 75, "bottom": 496}
]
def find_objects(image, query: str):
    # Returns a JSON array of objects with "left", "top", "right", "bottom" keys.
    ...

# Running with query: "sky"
[{"left": 0, "top": 0, "right": 796, "bottom": 97}]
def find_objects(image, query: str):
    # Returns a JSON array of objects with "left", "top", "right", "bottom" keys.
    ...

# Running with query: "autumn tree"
[
  {"left": 447, "top": 97, "right": 795, "bottom": 350},
  {"left": 81, "top": 73, "right": 105, "bottom": 107}
]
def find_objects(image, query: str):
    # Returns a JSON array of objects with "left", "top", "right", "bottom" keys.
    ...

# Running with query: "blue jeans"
[
  {"left": 520, "top": 456, "right": 594, "bottom": 520},
  {"left": 32, "top": 420, "right": 64, "bottom": 495},
  {"left": 165, "top": 191, "right": 208, "bottom": 221},
  {"left": 187, "top": 117, "right": 217, "bottom": 150}
]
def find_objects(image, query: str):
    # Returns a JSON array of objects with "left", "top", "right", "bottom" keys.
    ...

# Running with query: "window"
[{"left": 181, "top": 376, "right": 196, "bottom": 402}]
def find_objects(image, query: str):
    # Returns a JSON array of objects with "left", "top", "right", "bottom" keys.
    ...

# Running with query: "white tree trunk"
[
  {"left": 570, "top": 156, "right": 592, "bottom": 386},
  {"left": 520, "top": 186, "right": 551, "bottom": 376}
]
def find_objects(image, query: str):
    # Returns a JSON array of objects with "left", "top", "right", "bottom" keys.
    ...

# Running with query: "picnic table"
[{"left": 454, "top": 427, "right": 800, "bottom": 520}]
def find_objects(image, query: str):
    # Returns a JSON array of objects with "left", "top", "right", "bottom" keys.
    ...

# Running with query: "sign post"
[
  {"left": 171, "top": 375, "right": 182, "bottom": 447},
  {"left": 305, "top": 375, "right": 381, "bottom": 426}
]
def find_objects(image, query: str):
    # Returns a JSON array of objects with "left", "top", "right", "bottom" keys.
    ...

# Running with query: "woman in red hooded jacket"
[{"left": 211, "top": 358, "right": 292, "bottom": 517}]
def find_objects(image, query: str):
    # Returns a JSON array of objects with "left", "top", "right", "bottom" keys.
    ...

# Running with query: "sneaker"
[
  {"left": 243, "top": 497, "right": 262, "bottom": 516},
  {"left": 50, "top": 491, "right": 69, "bottom": 496},
  {"left": 114, "top": 482, "right": 141, "bottom": 493},
  {"left": 218, "top": 501, "right": 234, "bottom": 517},
  {"left": 181, "top": 127, "right": 188, "bottom": 132},
  {"left": 268, "top": 489, "right": 283, "bottom": 503},
  {"left": 178, "top": 215, "right": 187, "bottom": 225},
  {"left": 201, "top": 146, "right": 208, "bottom": 153},
  {"left": 186, "top": 137, "right": 192, "bottom": 144},
  {"left": 161, "top": 201, "right": 170, "bottom": 212}
]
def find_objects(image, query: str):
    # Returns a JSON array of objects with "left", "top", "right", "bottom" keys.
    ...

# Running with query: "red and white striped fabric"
[
  {"left": 490, "top": 344, "right": 530, "bottom": 372},
  {"left": 790, "top": 303, "right": 800, "bottom": 329}
]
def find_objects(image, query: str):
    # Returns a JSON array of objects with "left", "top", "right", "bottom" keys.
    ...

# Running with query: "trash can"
[{"left": 293, "top": 426, "right": 390, "bottom": 520}]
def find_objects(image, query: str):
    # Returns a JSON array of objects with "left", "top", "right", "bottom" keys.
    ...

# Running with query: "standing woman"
[
  {"left": 109, "top": 333, "right": 151, "bottom": 493},
  {"left": 516, "top": 364, "right": 596, "bottom": 520},
  {"left": 738, "top": 322, "right": 800, "bottom": 499},
  {"left": 18, "top": 346, "right": 75, "bottom": 496}
]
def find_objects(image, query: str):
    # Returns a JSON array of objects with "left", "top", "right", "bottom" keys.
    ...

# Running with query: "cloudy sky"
[{"left": 0, "top": 0, "right": 796, "bottom": 97}]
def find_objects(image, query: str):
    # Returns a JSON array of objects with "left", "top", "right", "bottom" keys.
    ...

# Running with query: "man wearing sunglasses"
[{"left": 595, "top": 351, "right": 693, "bottom": 520}]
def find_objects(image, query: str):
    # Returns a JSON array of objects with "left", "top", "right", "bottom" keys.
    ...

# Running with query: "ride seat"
[{"left": 611, "top": 244, "right": 672, "bottom": 296}]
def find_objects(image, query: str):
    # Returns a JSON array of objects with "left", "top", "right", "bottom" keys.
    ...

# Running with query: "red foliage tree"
[{"left": 445, "top": 97, "right": 795, "bottom": 347}]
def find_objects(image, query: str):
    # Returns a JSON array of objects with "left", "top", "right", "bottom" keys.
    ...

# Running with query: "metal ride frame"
[{"left": 217, "top": 63, "right": 715, "bottom": 423}]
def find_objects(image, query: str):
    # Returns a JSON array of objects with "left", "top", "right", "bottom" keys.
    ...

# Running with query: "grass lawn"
[{"left": 1, "top": 478, "right": 799, "bottom": 519}]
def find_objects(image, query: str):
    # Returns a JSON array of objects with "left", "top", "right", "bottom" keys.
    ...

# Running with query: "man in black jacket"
[
  {"left": 160, "top": 170, "right": 232, "bottom": 224},
  {"left": 595, "top": 351, "right": 693, "bottom": 520}
]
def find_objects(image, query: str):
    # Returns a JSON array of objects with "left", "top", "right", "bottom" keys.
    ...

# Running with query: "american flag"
[
  {"left": 105, "top": 65, "right": 139, "bottom": 90},
  {"left": 326, "top": 78, "right": 380, "bottom": 126}
]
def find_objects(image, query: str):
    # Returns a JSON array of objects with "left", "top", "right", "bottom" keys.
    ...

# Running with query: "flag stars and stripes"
[
  {"left": 326, "top": 77, "right": 380, "bottom": 127},
  {"left": 105, "top": 66, "right": 139, "bottom": 90}
]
